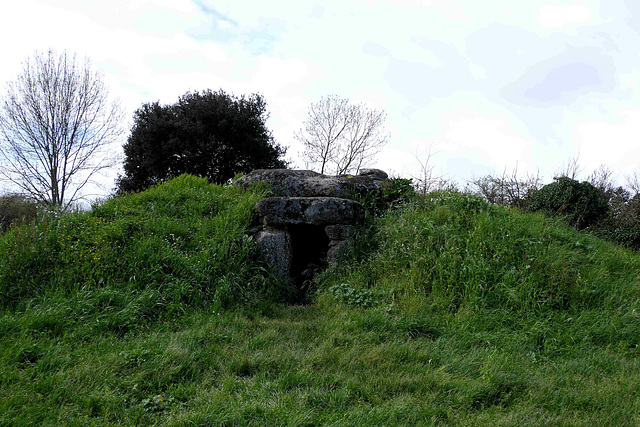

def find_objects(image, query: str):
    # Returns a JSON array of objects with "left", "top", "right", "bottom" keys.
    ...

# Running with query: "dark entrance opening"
[{"left": 288, "top": 224, "right": 330, "bottom": 302}]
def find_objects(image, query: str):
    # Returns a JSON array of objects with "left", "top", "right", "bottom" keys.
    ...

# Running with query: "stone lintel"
[
  {"left": 235, "top": 168, "right": 390, "bottom": 198},
  {"left": 255, "top": 197, "right": 364, "bottom": 227}
]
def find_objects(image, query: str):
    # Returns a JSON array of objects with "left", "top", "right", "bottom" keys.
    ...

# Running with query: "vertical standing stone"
[
  {"left": 255, "top": 228, "right": 292, "bottom": 278},
  {"left": 327, "top": 239, "right": 352, "bottom": 267},
  {"left": 325, "top": 225, "right": 356, "bottom": 267},
  {"left": 324, "top": 224, "right": 356, "bottom": 240}
]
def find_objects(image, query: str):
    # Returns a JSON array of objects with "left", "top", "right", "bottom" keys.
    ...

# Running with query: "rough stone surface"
[
  {"left": 327, "top": 240, "right": 352, "bottom": 267},
  {"left": 358, "top": 168, "right": 388, "bottom": 180},
  {"left": 255, "top": 197, "right": 364, "bottom": 227},
  {"left": 235, "top": 168, "right": 390, "bottom": 198},
  {"left": 241, "top": 168, "right": 388, "bottom": 284},
  {"left": 255, "top": 228, "right": 292, "bottom": 278},
  {"left": 325, "top": 224, "right": 356, "bottom": 240}
]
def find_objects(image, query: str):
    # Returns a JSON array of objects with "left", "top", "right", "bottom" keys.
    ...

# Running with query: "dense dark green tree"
[
  {"left": 528, "top": 176, "right": 608, "bottom": 230},
  {"left": 117, "top": 90, "right": 287, "bottom": 192}
]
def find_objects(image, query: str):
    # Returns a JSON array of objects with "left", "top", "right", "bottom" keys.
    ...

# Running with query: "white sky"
[{"left": 2, "top": 0, "right": 640, "bottom": 195}]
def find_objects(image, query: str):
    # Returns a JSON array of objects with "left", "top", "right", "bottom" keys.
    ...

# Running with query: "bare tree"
[
  {"left": 470, "top": 164, "right": 542, "bottom": 209},
  {"left": 411, "top": 144, "right": 457, "bottom": 199},
  {"left": 587, "top": 165, "right": 616, "bottom": 196},
  {"left": 555, "top": 153, "right": 582, "bottom": 180},
  {"left": 296, "top": 94, "right": 389, "bottom": 175},
  {"left": 626, "top": 169, "right": 640, "bottom": 196},
  {"left": 0, "top": 49, "right": 124, "bottom": 209}
]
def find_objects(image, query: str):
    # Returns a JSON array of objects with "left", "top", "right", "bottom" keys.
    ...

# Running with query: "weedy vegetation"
[{"left": 1, "top": 174, "right": 639, "bottom": 425}]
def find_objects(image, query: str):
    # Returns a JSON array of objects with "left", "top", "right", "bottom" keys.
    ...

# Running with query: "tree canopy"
[
  {"left": 528, "top": 176, "right": 608, "bottom": 229},
  {"left": 117, "top": 90, "right": 287, "bottom": 193}
]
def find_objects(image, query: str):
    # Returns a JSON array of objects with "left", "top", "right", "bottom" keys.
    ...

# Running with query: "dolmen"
[{"left": 234, "top": 169, "right": 390, "bottom": 282}]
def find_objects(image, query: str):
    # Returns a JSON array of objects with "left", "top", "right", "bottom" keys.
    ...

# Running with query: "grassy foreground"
[{"left": 1, "top": 177, "right": 639, "bottom": 425}]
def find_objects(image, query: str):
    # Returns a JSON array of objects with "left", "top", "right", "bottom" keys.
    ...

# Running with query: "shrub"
[
  {"left": 528, "top": 177, "right": 608, "bottom": 229},
  {"left": 471, "top": 170, "right": 542, "bottom": 210},
  {"left": 595, "top": 193, "right": 640, "bottom": 250},
  {"left": 356, "top": 177, "right": 415, "bottom": 218}
]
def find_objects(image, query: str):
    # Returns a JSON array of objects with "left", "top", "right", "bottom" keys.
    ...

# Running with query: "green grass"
[{"left": 1, "top": 179, "right": 640, "bottom": 425}]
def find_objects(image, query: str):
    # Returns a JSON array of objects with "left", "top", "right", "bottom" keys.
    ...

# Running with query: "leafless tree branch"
[
  {"left": 0, "top": 49, "right": 123, "bottom": 209},
  {"left": 296, "top": 95, "right": 389, "bottom": 175},
  {"left": 470, "top": 164, "right": 542, "bottom": 209},
  {"left": 555, "top": 152, "right": 582, "bottom": 180}
]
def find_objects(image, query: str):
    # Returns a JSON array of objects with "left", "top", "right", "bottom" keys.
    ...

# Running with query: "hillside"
[{"left": 1, "top": 176, "right": 639, "bottom": 425}]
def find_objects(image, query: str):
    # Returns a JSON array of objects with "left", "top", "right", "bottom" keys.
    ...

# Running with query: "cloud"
[
  {"left": 438, "top": 107, "right": 532, "bottom": 170},
  {"left": 465, "top": 24, "right": 566, "bottom": 86},
  {"left": 523, "top": 62, "right": 603, "bottom": 102},
  {"left": 537, "top": 3, "right": 593, "bottom": 29},
  {"left": 381, "top": 39, "right": 474, "bottom": 106},
  {"left": 574, "top": 109, "right": 640, "bottom": 174},
  {"left": 379, "top": 0, "right": 468, "bottom": 21},
  {"left": 623, "top": 0, "right": 640, "bottom": 33},
  {"left": 501, "top": 47, "right": 616, "bottom": 106}
]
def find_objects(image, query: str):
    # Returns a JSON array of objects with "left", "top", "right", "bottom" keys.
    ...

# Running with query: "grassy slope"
[{"left": 1, "top": 179, "right": 639, "bottom": 425}]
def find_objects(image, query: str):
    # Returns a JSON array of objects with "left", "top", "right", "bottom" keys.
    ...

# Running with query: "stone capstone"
[
  {"left": 235, "top": 168, "right": 390, "bottom": 198},
  {"left": 358, "top": 168, "right": 389, "bottom": 179},
  {"left": 239, "top": 168, "right": 389, "bottom": 285}
]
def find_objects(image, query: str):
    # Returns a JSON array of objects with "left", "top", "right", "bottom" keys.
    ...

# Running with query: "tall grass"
[
  {"left": 327, "top": 192, "right": 638, "bottom": 305},
  {"left": 1, "top": 183, "right": 640, "bottom": 425},
  {"left": 0, "top": 175, "right": 289, "bottom": 331},
  {"left": 320, "top": 191, "right": 640, "bottom": 357}
]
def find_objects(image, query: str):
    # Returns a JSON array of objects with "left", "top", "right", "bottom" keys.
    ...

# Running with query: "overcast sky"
[{"left": 2, "top": 0, "right": 640, "bottom": 194}]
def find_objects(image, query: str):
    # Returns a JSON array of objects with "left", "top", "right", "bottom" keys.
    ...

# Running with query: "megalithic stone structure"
[{"left": 234, "top": 169, "right": 390, "bottom": 282}]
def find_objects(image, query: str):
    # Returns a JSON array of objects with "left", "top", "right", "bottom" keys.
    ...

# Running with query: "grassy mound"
[
  {"left": 325, "top": 192, "right": 639, "bottom": 314},
  {"left": 0, "top": 175, "right": 287, "bottom": 334},
  {"left": 1, "top": 184, "right": 640, "bottom": 425},
  {"left": 322, "top": 192, "right": 640, "bottom": 354}
]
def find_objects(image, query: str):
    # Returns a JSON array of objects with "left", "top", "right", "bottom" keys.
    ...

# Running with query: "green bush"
[
  {"left": 0, "top": 194, "right": 39, "bottom": 232},
  {"left": 117, "top": 90, "right": 287, "bottom": 193},
  {"left": 528, "top": 177, "right": 608, "bottom": 229},
  {"left": 595, "top": 193, "right": 640, "bottom": 250},
  {"left": 357, "top": 177, "right": 415, "bottom": 218}
]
